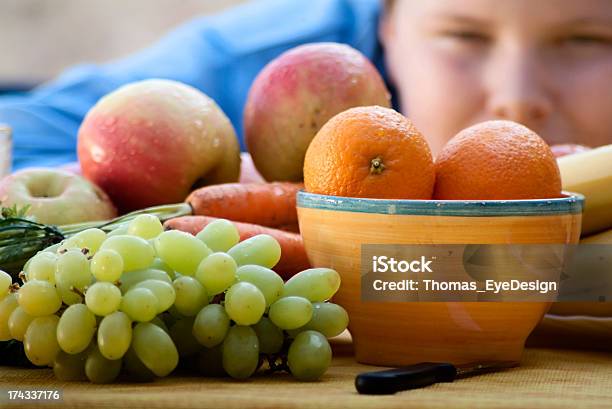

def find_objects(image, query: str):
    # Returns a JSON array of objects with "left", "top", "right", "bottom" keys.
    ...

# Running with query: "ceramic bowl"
[{"left": 297, "top": 191, "right": 583, "bottom": 366}]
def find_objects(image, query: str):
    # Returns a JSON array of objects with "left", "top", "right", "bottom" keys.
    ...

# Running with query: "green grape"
[
  {"left": 195, "top": 219, "right": 240, "bottom": 252},
  {"left": 155, "top": 230, "right": 212, "bottom": 276},
  {"left": 0, "top": 270, "right": 11, "bottom": 299},
  {"left": 192, "top": 304, "right": 230, "bottom": 348},
  {"left": 85, "top": 344, "right": 122, "bottom": 383},
  {"left": 134, "top": 279, "right": 175, "bottom": 313},
  {"left": 53, "top": 350, "right": 87, "bottom": 381},
  {"left": 18, "top": 280, "right": 61, "bottom": 317},
  {"left": 42, "top": 243, "right": 61, "bottom": 254},
  {"left": 57, "top": 304, "right": 96, "bottom": 354},
  {"left": 132, "top": 322, "right": 179, "bottom": 377},
  {"left": 100, "top": 235, "right": 155, "bottom": 272},
  {"left": 287, "top": 330, "right": 331, "bottom": 381},
  {"left": 0, "top": 293, "right": 19, "bottom": 341},
  {"left": 268, "top": 296, "right": 313, "bottom": 330},
  {"left": 56, "top": 286, "right": 82, "bottom": 306},
  {"left": 228, "top": 234, "right": 281, "bottom": 268},
  {"left": 222, "top": 325, "right": 259, "bottom": 379},
  {"left": 119, "top": 268, "right": 171, "bottom": 293},
  {"left": 97, "top": 311, "right": 132, "bottom": 360},
  {"left": 121, "top": 287, "right": 158, "bottom": 322},
  {"left": 59, "top": 228, "right": 107, "bottom": 255},
  {"left": 252, "top": 317, "right": 284, "bottom": 354},
  {"left": 281, "top": 268, "right": 341, "bottom": 302},
  {"left": 8, "top": 306, "right": 34, "bottom": 341},
  {"left": 300, "top": 303, "right": 349, "bottom": 338},
  {"left": 224, "top": 282, "right": 265, "bottom": 326},
  {"left": 151, "top": 316, "right": 170, "bottom": 333},
  {"left": 127, "top": 214, "right": 164, "bottom": 239},
  {"left": 25, "top": 253, "right": 57, "bottom": 284},
  {"left": 169, "top": 317, "right": 200, "bottom": 357},
  {"left": 124, "top": 346, "right": 156, "bottom": 382},
  {"left": 236, "top": 265, "right": 283, "bottom": 306},
  {"left": 150, "top": 258, "right": 175, "bottom": 280},
  {"left": 195, "top": 252, "right": 237, "bottom": 296},
  {"left": 90, "top": 249, "right": 124, "bottom": 282},
  {"left": 198, "top": 345, "right": 226, "bottom": 377},
  {"left": 55, "top": 249, "right": 92, "bottom": 305},
  {"left": 107, "top": 224, "right": 129, "bottom": 237},
  {"left": 24, "top": 315, "right": 60, "bottom": 366},
  {"left": 173, "top": 276, "right": 208, "bottom": 317},
  {"left": 85, "top": 282, "right": 122, "bottom": 316}
]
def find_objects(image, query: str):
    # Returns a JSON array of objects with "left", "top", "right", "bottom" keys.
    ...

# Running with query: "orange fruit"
[
  {"left": 303, "top": 106, "right": 435, "bottom": 199},
  {"left": 433, "top": 120, "right": 562, "bottom": 200}
]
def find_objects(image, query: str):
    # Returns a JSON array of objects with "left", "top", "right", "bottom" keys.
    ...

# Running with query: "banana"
[{"left": 558, "top": 144, "right": 612, "bottom": 236}]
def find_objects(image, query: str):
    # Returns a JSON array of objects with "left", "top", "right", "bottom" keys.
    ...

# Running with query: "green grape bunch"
[{"left": 0, "top": 215, "right": 348, "bottom": 383}]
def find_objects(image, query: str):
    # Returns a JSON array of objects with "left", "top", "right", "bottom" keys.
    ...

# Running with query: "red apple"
[
  {"left": 238, "top": 152, "right": 265, "bottom": 184},
  {"left": 78, "top": 79, "right": 240, "bottom": 212},
  {"left": 244, "top": 42, "right": 391, "bottom": 182}
]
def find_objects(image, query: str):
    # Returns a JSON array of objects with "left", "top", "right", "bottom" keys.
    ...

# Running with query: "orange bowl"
[{"left": 297, "top": 191, "right": 583, "bottom": 366}]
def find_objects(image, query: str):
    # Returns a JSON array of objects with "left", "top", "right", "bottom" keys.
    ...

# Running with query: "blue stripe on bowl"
[{"left": 297, "top": 191, "right": 584, "bottom": 217}]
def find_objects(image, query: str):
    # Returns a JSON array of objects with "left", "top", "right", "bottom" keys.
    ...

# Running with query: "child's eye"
[
  {"left": 442, "top": 30, "right": 490, "bottom": 44},
  {"left": 562, "top": 34, "right": 612, "bottom": 47}
]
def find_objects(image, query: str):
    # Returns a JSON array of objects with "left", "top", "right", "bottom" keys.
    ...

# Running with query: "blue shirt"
[{"left": 0, "top": 0, "right": 386, "bottom": 170}]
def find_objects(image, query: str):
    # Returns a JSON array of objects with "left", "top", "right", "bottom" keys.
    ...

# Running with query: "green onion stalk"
[{"left": 0, "top": 203, "right": 192, "bottom": 277}]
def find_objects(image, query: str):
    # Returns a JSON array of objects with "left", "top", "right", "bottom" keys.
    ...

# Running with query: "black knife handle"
[{"left": 355, "top": 362, "right": 457, "bottom": 395}]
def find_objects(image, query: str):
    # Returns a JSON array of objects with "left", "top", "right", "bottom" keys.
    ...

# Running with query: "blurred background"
[{"left": 0, "top": 0, "right": 246, "bottom": 91}]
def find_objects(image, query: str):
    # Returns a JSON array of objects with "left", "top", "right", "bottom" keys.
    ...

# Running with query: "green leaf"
[{"left": 1, "top": 204, "right": 32, "bottom": 220}]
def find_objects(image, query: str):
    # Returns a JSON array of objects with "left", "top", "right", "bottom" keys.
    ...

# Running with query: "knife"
[{"left": 355, "top": 361, "right": 517, "bottom": 394}]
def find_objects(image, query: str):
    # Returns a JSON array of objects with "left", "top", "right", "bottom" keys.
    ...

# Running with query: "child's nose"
[{"left": 485, "top": 47, "right": 554, "bottom": 127}]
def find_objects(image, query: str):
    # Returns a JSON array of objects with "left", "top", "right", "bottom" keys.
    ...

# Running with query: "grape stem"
[{"left": 70, "top": 286, "right": 86, "bottom": 300}]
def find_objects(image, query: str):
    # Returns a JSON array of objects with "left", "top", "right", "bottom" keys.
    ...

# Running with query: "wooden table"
[{"left": 2, "top": 333, "right": 612, "bottom": 409}]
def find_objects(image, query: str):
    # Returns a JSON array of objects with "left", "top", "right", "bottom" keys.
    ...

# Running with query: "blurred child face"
[{"left": 381, "top": 0, "right": 612, "bottom": 154}]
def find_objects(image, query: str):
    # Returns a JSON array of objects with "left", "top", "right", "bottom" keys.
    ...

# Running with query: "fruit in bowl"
[
  {"left": 78, "top": 79, "right": 240, "bottom": 213},
  {"left": 304, "top": 105, "right": 435, "bottom": 199},
  {"left": 433, "top": 120, "right": 562, "bottom": 200},
  {"left": 0, "top": 168, "right": 116, "bottom": 225},
  {"left": 299, "top": 116, "right": 580, "bottom": 366},
  {"left": 244, "top": 42, "right": 391, "bottom": 182}
]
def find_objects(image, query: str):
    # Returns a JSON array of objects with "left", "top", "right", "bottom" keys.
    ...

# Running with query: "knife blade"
[{"left": 355, "top": 361, "right": 517, "bottom": 395}]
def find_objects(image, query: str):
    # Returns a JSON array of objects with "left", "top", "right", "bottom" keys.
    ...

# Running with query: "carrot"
[
  {"left": 164, "top": 215, "right": 311, "bottom": 279},
  {"left": 186, "top": 182, "right": 302, "bottom": 229},
  {"left": 276, "top": 223, "right": 300, "bottom": 233}
]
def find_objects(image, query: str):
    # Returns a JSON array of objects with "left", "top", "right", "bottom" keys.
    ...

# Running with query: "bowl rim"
[{"left": 297, "top": 191, "right": 584, "bottom": 217}]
